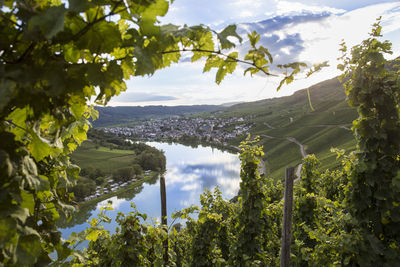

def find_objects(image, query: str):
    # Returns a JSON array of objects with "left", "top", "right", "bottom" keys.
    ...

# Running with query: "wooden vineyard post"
[
  {"left": 160, "top": 176, "right": 168, "bottom": 265},
  {"left": 281, "top": 167, "right": 295, "bottom": 267}
]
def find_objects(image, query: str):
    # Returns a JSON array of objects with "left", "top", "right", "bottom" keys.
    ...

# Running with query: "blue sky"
[{"left": 109, "top": 0, "right": 400, "bottom": 106}]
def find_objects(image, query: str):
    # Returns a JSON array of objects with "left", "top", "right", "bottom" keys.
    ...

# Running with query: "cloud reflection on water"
[
  {"left": 96, "top": 196, "right": 126, "bottom": 211},
  {"left": 61, "top": 142, "right": 241, "bottom": 239},
  {"left": 161, "top": 148, "right": 241, "bottom": 206}
]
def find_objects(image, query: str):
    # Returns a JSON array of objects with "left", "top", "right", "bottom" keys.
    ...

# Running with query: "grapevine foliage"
[
  {"left": 0, "top": 0, "right": 278, "bottom": 264},
  {"left": 339, "top": 19, "right": 400, "bottom": 266}
]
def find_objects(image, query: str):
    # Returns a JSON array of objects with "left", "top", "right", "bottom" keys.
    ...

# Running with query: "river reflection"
[{"left": 60, "top": 142, "right": 241, "bottom": 239}]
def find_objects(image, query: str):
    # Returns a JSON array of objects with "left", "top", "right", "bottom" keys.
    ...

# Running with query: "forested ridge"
[
  {"left": 0, "top": 0, "right": 399, "bottom": 266},
  {"left": 93, "top": 105, "right": 221, "bottom": 127}
]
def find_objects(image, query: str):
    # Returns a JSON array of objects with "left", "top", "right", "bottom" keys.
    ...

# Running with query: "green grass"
[
  {"left": 95, "top": 146, "right": 136, "bottom": 154},
  {"left": 70, "top": 142, "right": 137, "bottom": 174}
]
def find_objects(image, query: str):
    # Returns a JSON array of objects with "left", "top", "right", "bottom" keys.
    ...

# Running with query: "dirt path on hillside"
[
  {"left": 260, "top": 134, "right": 307, "bottom": 181},
  {"left": 263, "top": 122, "right": 275, "bottom": 129},
  {"left": 234, "top": 134, "right": 307, "bottom": 180},
  {"left": 286, "top": 137, "right": 307, "bottom": 158},
  {"left": 260, "top": 135, "right": 307, "bottom": 158},
  {"left": 285, "top": 137, "right": 307, "bottom": 181},
  {"left": 258, "top": 124, "right": 351, "bottom": 183}
]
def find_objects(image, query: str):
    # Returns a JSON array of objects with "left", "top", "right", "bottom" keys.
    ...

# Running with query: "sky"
[{"left": 109, "top": 0, "right": 400, "bottom": 106}]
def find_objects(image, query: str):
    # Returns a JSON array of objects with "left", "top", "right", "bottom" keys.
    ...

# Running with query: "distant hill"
[
  {"left": 220, "top": 101, "right": 245, "bottom": 107},
  {"left": 93, "top": 105, "right": 222, "bottom": 127}
]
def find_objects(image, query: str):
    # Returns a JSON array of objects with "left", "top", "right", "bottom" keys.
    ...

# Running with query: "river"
[{"left": 60, "top": 142, "right": 241, "bottom": 240}]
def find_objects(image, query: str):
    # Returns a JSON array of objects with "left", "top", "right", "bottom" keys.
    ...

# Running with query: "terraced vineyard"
[{"left": 219, "top": 77, "right": 358, "bottom": 180}]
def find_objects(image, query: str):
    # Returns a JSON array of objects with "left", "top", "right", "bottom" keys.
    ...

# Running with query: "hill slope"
[{"left": 219, "top": 77, "right": 357, "bottom": 179}]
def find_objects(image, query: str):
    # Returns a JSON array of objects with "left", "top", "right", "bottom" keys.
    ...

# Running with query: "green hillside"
[
  {"left": 70, "top": 141, "right": 137, "bottom": 174},
  {"left": 219, "top": 77, "right": 358, "bottom": 180},
  {"left": 70, "top": 129, "right": 166, "bottom": 175}
]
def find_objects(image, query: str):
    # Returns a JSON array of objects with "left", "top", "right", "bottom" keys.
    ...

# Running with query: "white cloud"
[
  {"left": 217, "top": 177, "right": 241, "bottom": 198},
  {"left": 276, "top": 1, "right": 346, "bottom": 16},
  {"left": 280, "top": 47, "right": 291, "bottom": 55},
  {"left": 230, "top": 0, "right": 264, "bottom": 10},
  {"left": 239, "top": 10, "right": 253, "bottom": 18},
  {"left": 275, "top": 2, "right": 400, "bottom": 91},
  {"left": 96, "top": 196, "right": 126, "bottom": 210}
]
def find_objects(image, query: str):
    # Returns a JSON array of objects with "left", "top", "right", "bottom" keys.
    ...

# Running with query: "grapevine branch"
[{"left": 161, "top": 48, "right": 279, "bottom": 77}]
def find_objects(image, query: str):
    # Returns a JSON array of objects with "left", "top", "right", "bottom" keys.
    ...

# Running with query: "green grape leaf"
[
  {"left": 203, "top": 55, "right": 223, "bottom": 73},
  {"left": 86, "top": 230, "right": 101, "bottom": 242},
  {"left": 258, "top": 46, "right": 273, "bottom": 63},
  {"left": 198, "top": 213, "right": 207, "bottom": 224},
  {"left": 21, "top": 190, "right": 35, "bottom": 215},
  {"left": 216, "top": 25, "right": 242, "bottom": 49},
  {"left": 69, "top": 97, "right": 87, "bottom": 119},
  {"left": 28, "top": 133, "right": 52, "bottom": 162},
  {"left": 68, "top": 122, "right": 88, "bottom": 145},
  {"left": 0, "top": 218, "right": 17, "bottom": 245},
  {"left": 140, "top": 0, "right": 169, "bottom": 36},
  {"left": 55, "top": 242, "right": 73, "bottom": 261},
  {"left": 140, "top": 19, "right": 160, "bottom": 36},
  {"left": 0, "top": 79, "right": 16, "bottom": 113},
  {"left": 133, "top": 46, "right": 156, "bottom": 76},
  {"left": 16, "top": 235, "right": 43, "bottom": 266},
  {"left": 215, "top": 52, "right": 238, "bottom": 84},
  {"left": 244, "top": 67, "right": 259, "bottom": 76},
  {"left": 248, "top": 31, "right": 260, "bottom": 48},
  {"left": 29, "top": 5, "right": 67, "bottom": 39},
  {"left": 6, "top": 107, "right": 29, "bottom": 142},
  {"left": 95, "top": 22, "right": 123, "bottom": 53},
  {"left": 64, "top": 43, "right": 81, "bottom": 63},
  {"left": 68, "top": 0, "right": 89, "bottom": 12},
  {"left": 10, "top": 207, "right": 30, "bottom": 224}
]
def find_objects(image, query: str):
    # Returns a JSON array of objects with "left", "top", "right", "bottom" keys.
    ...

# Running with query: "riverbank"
[{"left": 79, "top": 172, "right": 160, "bottom": 207}]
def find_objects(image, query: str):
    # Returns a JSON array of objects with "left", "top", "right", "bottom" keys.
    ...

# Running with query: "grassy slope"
[
  {"left": 70, "top": 141, "right": 136, "bottom": 174},
  {"left": 220, "top": 77, "right": 358, "bottom": 180}
]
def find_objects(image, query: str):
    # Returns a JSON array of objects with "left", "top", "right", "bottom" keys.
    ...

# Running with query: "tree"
[
  {"left": 131, "top": 163, "right": 143, "bottom": 177},
  {"left": 135, "top": 150, "right": 166, "bottom": 171},
  {"left": 114, "top": 167, "right": 133, "bottom": 182},
  {"left": 71, "top": 176, "right": 96, "bottom": 201}
]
